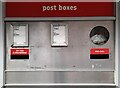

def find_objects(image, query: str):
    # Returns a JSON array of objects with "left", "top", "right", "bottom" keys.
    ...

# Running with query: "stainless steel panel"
[
  {"left": 6, "top": 71, "right": 114, "bottom": 84},
  {"left": 6, "top": 21, "right": 115, "bottom": 71}
]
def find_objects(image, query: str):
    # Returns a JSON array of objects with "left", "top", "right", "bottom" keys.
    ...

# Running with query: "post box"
[{"left": 3, "top": 1, "right": 119, "bottom": 87}]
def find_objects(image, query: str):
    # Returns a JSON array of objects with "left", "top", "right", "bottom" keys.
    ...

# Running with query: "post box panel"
[
  {"left": 6, "top": 2, "right": 114, "bottom": 17},
  {"left": 6, "top": 21, "right": 115, "bottom": 71}
]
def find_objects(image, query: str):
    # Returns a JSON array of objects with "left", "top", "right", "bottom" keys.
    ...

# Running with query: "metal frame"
[
  {"left": 114, "top": 1, "right": 119, "bottom": 87},
  {"left": 4, "top": 84, "right": 116, "bottom": 87},
  {"left": 117, "top": 1, "right": 120, "bottom": 87},
  {"left": 2, "top": 2, "right": 119, "bottom": 88},
  {"left": 4, "top": 17, "right": 116, "bottom": 21},
  {"left": 0, "top": 1, "right": 5, "bottom": 88}
]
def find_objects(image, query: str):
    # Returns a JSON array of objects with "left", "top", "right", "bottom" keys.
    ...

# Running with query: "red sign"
[
  {"left": 11, "top": 48, "right": 29, "bottom": 55},
  {"left": 6, "top": 2, "right": 114, "bottom": 17},
  {"left": 90, "top": 48, "right": 109, "bottom": 55}
]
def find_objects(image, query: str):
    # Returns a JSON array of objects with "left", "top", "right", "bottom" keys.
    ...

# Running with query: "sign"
[
  {"left": 6, "top": 2, "right": 114, "bottom": 17},
  {"left": 91, "top": 48, "right": 109, "bottom": 54},
  {"left": 10, "top": 48, "right": 29, "bottom": 59},
  {"left": 90, "top": 48, "right": 109, "bottom": 59}
]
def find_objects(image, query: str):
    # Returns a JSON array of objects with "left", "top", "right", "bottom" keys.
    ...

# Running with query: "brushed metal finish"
[
  {"left": 4, "top": 86, "right": 116, "bottom": 88},
  {"left": 6, "top": 21, "right": 115, "bottom": 71},
  {"left": 6, "top": 71, "right": 114, "bottom": 84},
  {"left": 5, "top": 21, "right": 115, "bottom": 84},
  {"left": 4, "top": 84, "right": 116, "bottom": 86},
  {"left": 4, "top": 17, "right": 116, "bottom": 21}
]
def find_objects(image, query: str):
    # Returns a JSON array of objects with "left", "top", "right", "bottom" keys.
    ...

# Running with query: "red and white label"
[
  {"left": 11, "top": 48, "right": 29, "bottom": 55},
  {"left": 90, "top": 48, "right": 109, "bottom": 55}
]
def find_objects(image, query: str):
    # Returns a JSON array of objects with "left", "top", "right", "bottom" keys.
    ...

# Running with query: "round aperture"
[{"left": 90, "top": 26, "right": 110, "bottom": 45}]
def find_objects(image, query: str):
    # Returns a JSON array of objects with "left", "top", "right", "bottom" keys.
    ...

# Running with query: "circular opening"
[{"left": 90, "top": 26, "right": 110, "bottom": 45}]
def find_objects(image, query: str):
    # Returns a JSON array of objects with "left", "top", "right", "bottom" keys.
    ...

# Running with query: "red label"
[
  {"left": 11, "top": 48, "right": 29, "bottom": 55},
  {"left": 6, "top": 2, "right": 114, "bottom": 17},
  {"left": 90, "top": 48, "right": 109, "bottom": 55}
]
